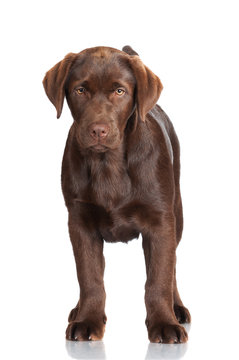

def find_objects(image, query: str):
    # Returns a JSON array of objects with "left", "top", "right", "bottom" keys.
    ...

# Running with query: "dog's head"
[{"left": 43, "top": 46, "right": 163, "bottom": 152}]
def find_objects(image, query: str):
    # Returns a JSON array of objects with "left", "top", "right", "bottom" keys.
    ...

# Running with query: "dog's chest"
[
  {"left": 86, "top": 159, "right": 142, "bottom": 241},
  {"left": 68, "top": 149, "right": 161, "bottom": 242},
  {"left": 85, "top": 154, "right": 131, "bottom": 210},
  {"left": 89, "top": 166, "right": 131, "bottom": 210}
]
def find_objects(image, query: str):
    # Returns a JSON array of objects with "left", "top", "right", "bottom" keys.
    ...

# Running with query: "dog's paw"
[
  {"left": 66, "top": 319, "right": 106, "bottom": 341},
  {"left": 174, "top": 305, "right": 191, "bottom": 324},
  {"left": 147, "top": 323, "right": 188, "bottom": 343}
]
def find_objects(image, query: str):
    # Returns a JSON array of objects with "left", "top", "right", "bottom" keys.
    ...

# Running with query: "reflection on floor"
[{"left": 66, "top": 340, "right": 106, "bottom": 359}]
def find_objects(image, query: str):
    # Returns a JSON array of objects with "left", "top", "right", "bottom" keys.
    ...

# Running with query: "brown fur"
[{"left": 43, "top": 45, "right": 191, "bottom": 343}]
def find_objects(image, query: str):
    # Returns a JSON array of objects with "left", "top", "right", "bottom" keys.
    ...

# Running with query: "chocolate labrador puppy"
[{"left": 43, "top": 46, "right": 191, "bottom": 343}]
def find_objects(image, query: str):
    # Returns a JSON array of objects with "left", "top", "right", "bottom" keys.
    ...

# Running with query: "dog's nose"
[{"left": 89, "top": 123, "right": 109, "bottom": 139}]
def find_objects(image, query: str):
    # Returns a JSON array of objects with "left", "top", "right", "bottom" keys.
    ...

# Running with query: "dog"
[{"left": 43, "top": 45, "right": 191, "bottom": 343}]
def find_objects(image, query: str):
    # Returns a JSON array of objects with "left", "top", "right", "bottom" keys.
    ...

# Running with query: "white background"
[{"left": 0, "top": 1, "right": 239, "bottom": 359}]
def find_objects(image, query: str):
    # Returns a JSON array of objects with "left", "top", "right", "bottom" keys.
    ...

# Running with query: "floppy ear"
[
  {"left": 43, "top": 53, "right": 78, "bottom": 118},
  {"left": 122, "top": 45, "right": 139, "bottom": 56},
  {"left": 129, "top": 56, "right": 163, "bottom": 122}
]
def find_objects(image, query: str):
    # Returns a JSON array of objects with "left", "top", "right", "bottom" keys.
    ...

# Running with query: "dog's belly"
[{"left": 100, "top": 224, "right": 140, "bottom": 243}]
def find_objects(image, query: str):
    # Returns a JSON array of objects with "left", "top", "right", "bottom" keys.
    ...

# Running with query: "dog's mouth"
[{"left": 90, "top": 144, "right": 109, "bottom": 152}]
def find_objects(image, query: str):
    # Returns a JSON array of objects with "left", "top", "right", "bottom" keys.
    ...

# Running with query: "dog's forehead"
[
  {"left": 68, "top": 47, "right": 135, "bottom": 86},
  {"left": 80, "top": 46, "right": 120, "bottom": 58}
]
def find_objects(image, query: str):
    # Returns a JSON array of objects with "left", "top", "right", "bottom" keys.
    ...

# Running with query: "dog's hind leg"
[
  {"left": 173, "top": 190, "right": 191, "bottom": 323},
  {"left": 173, "top": 270, "right": 191, "bottom": 324},
  {"left": 68, "top": 301, "right": 80, "bottom": 322}
]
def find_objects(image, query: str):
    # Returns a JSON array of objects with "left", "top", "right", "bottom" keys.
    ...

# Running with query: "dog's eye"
[
  {"left": 115, "top": 88, "right": 125, "bottom": 96},
  {"left": 76, "top": 87, "right": 85, "bottom": 95}
]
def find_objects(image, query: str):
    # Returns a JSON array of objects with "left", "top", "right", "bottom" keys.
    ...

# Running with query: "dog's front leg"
[
  {"left": 66, "top": 211, "right": 106, "bottom": 341},
  {"left": 142, "top": 211, "right": 188, "bottom": 343}
]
